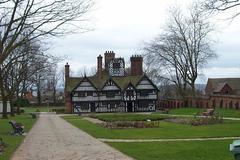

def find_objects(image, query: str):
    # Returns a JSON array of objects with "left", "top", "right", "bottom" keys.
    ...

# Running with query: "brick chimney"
[
  {"left": 97, "top": 55, "right": 103, "bottom": 77},
  {"left": 104, "top": 51, "right": 115, "bottom": 70},
  {"left": 64, "top": 62, "right": 72, "bottom": 113},
  {"left": 130, "top": 55, "right": 143, "bottom": 76},
  {"left": 65, "top": 63, "right": 70, "bottom": 79}
]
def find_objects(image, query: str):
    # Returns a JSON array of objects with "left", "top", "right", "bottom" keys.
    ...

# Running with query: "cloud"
[{"left": 47, "top": 0, "right": 240, "bottom": 82}]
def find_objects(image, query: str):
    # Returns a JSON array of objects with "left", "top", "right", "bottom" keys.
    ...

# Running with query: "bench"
[
  {"left": 9, "top": 120, "right": 24, "bottom": 135},
  {"left": 201, "top": 108, "right": 215, "bottom": 116}
]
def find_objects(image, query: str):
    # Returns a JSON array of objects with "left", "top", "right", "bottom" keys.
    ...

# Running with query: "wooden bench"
[
  {"left": 9, "top": 120, "right": 24, "bottom": 135},
  {"left": 201, "top": 108, "right": 215, "bottom": 116}
]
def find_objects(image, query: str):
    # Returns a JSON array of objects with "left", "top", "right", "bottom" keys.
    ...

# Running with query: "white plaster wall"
[{"left": 0, "top": 101, "right": 11, "bottom": 113}]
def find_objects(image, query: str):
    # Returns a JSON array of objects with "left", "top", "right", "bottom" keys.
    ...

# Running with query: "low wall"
[
  {"left": 0, "top": 101, "right": 11, "bottom": 113},
  {"left": 156, "top": 99, "right": 185, "bottom": 109},
  {"left": 157, "top": 95, "right": 240, "bottom": 110},
  {"left": 186, "top": 95, "right": 240, "bottom": 109}
]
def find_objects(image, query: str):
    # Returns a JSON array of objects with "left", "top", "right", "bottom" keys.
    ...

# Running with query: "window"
[
  {"left": 138, "top": 101, "right": 149, "bottom": 108},
  {"left": 106, "top": 91, "right": 115, "bottom": 98},
  {"left": 102, "top": 101, "right": 107, "bottom": 105},
  {"left": 113, "top": 62, "right": 120, "bottom": 68},
  {"left": 87, "top": 92, "right": 93, "bottom": 96},
  {"left": 78, "top": 92, "right": 85, "bottom": 97},
  {"left": 126, "top": 90, "right": 134, "bottom": 97},
  {"left": 140, "top": 90, "right": 150, "bottom": 97},
  {"left": 109, "top": 101, "right": 116, "bottom": 108}
]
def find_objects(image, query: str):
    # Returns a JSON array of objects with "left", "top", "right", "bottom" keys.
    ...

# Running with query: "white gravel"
[{"left": 11, "top": 113, "right": 133, "bottom": 160}]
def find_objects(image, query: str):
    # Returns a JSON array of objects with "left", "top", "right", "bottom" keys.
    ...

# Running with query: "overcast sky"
[{"left": 48, "top": 0, "right": 240, "bottom": 84}]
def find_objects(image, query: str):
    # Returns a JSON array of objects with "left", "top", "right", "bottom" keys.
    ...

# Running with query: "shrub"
[
  {"left": 52, "top": 108, "right": 65, "bottom": 114},
  {"left": 191, "top": 115, "right": 223, "bottom": 126},
  {"left": 103, "top": 121, "right": 160, "bottom": 128},
  {"left": 12, "top": 98, "right": 30, "bottom": 107},
  {"left": 20, "top": 109, "right": 25, "bottom": 113}
]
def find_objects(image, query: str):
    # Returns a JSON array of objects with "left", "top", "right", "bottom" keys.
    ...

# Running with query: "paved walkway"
[{"left": 11, "top": 113, "right": 133, "bottom": 160}]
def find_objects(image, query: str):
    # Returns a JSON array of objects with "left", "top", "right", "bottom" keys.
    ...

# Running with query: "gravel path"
[{"left": 11, "top": 113, "right": 133, "bottom": 160}]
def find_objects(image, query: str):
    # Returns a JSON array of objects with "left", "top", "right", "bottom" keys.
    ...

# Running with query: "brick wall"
[{"left": 157, "top": 95, "right": 240, "bottom": 110}]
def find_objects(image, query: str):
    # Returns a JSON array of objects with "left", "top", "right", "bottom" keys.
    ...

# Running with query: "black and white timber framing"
[{"left": 71, "top": 75, "right": 158, "bottom": 113}]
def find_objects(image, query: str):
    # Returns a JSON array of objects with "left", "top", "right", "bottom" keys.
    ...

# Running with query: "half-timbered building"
[{"left": 65, "top": 51, "right": 159, "bottom": 113}]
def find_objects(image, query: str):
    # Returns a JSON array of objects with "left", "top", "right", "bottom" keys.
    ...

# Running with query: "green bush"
[
  {"left": 52, "top": 108, "right": 65, "bottom": 114},
  {"left": 12, "top": 98, "right": 30, "bottom": 107}
]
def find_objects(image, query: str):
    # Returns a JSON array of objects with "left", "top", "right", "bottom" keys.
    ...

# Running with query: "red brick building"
[{"left": 157, "top": 78, "right": 240, "bottom": 110}]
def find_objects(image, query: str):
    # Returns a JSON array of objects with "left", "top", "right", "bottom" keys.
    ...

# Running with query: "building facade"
[{"left": 65, "top": 51, "right": 159, "bottom": 113}]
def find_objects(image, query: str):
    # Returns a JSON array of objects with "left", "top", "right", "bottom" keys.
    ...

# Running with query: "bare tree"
[
  {"left": 143, "top": 3, "right": 216, "bottom": 98},
  {"left": 203, "top": 0, "right": 240, "bottom": 18},
  {"left": 0, "top": 39, "right": 55, "bottom": 114},
  {"left": 0, "top": 0, "right": 94, "bottom": 118}
]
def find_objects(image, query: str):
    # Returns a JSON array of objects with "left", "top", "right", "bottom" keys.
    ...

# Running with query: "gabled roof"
[
  {"left": 135, "top": 74, "right": 159, "bottom": 91},
  {"left": 123, "top": 82, "right": 136, "bottom": 91},
  {"left": 101, "top": 77, "right": 121, "bottom": 90},
  {"left": 65, "top": 72, "right": 158, "bottom": 93},
  {"left": 112, "top": 75, "right": 143, "bottom": 90},
  {"left": 213, "top": 82, "right": 232, "bottom": 93},
  {"left": 65, "top": 77, "right": 82, "bottom": 92},
  {"left": 71, "top": 76, "right": 98, "bottom": 92},
  {"left": 207, "top": 78, "right": 240, "bottom": 92},
  {"left": 88, "top": 71, "right": 109, "bottom": 89}
]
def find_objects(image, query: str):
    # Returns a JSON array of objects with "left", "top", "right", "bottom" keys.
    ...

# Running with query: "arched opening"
[
  {"left": 229, "top": 101, "right": 233, "bottom": 109},
  {"left": 220, "top": 99, "right": 223, "bottom": 108}
]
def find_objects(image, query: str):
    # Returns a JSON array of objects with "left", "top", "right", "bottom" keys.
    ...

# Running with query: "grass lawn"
[
  {"left": 0, "top": 114, "right": 37, "bottom": 160},
  {"left": 158, "top": 107, "right": 240, "bottom": 118},
  {"left": 108, "top": 140, "right": 234, "bottom": 160},
  {"left": 63, "top": 115, "right": 240, "bottom": 139},
  {"left": 63, "top": 114, "right": 239, "bottom": 160}
]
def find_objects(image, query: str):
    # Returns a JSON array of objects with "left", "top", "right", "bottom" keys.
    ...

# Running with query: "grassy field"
[
  {"left": 63, "top": 115, "right": 240, "bottom": 139},
  {"left": 0, "top": 114, "right": 37, "bottom": 160},
  {"left": 165, "top": 107, "right": 240, "bottom": 118},
  {"left": 108, "top": 140, "right": 234, "bottom": 160}
]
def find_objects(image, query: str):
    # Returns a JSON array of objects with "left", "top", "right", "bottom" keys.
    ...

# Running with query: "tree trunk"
[
  {"left": 191, "top": 82, "right": 196, "bottom": 96},
  {"left": 53, "top": 86, "right": 56, "bottom": 105},
  {"left": 9, "top": 100, "right": 15, "bottom": 117},
  {"left": 37, "top": 81, "right": 41, "bottom": 106},
  {"left": 0, "top": 67, "right": 8, "bottom": 119}
]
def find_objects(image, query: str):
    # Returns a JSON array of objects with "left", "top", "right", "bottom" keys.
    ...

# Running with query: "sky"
[{"left": 48, "top": 0, "right": 240, "bottom": 84}]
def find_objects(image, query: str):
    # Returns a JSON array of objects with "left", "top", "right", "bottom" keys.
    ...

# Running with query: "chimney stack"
[
  {"left": 104, "top": 51, "right": 115, "bottom": 70},
  {"left": 65, "top": 62, "right": 70, "bottom": 79},
  {"left": 97, "top": 55, "right": 103, "bottom": 77},
  {"left": 130, "top": 55, "right": 143, "bottom": 76}
]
